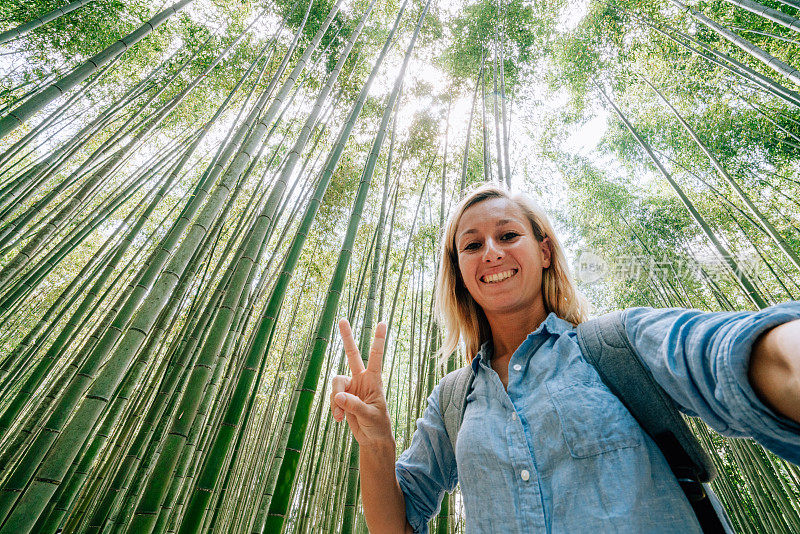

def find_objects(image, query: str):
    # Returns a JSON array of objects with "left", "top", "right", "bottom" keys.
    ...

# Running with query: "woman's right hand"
[{"left": 330, "top": 319, "right": 393, "bottom": 447}]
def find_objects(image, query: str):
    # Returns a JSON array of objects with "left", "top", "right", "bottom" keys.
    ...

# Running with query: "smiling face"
[{"left": 454, "top": 197, "right": 551, "bottom": 321}]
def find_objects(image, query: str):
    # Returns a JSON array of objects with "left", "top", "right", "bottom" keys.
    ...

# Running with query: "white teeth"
[{"left": 482, "top": 270, "right": 516, "bottom": 283}]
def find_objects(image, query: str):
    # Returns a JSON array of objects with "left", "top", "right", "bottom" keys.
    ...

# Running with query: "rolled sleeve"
[
  {"left": 395, "top": 385, "right": 458, "bottom": 534},
  {"left": 622, "top": 302, "right": 800, "bottom": 464}
]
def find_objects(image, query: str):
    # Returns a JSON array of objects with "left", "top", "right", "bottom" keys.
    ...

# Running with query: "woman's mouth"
[{"left": 480, "top": 269, "right": 517, "bottom": 284}]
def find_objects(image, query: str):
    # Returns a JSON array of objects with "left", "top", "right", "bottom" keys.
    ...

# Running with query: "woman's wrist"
[{"left": 361, "top": 434, "right": 397, "bottom": 456}]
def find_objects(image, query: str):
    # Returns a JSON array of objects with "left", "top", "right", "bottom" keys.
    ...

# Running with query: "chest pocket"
[{"left": 546, "top": 379, "right": 643, "bottom": 458}]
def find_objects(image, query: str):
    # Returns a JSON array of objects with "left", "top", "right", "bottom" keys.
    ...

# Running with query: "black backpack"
[{"left": 438, "top": 311, "right": 734, "bottom": 533}]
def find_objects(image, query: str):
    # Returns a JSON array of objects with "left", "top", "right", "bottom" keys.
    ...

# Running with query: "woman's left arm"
[{"left": 749, "top": 319, "right": 800, "bottom": 424}]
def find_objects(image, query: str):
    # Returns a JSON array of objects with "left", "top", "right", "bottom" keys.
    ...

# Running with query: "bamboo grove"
[{"left": 0, "top": 0, "right": 798, "bottom": 531}]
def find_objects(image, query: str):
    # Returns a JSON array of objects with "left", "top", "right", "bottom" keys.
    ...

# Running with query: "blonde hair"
[{"left": 435, "top": 183, "right": 589, "bottom": 361}]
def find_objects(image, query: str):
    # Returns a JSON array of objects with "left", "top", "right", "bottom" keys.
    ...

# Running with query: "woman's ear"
[{"left": 540, "top": 237, "right": 552, "bottom": 268}]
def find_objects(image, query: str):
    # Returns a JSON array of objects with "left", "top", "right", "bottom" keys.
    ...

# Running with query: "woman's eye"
[
  {"left": 463, "top": 242, "right": 480, "bottom": 251},
  {"left": 502, "top": 232, "right": 519, "bottom": 240}
]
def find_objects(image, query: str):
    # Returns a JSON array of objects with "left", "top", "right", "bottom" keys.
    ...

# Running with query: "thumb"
[{"left": 335, "top": 392, "right": 372, "bottom": 419}]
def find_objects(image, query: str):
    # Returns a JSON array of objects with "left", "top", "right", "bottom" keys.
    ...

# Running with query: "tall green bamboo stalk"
[
  {"left": 0, "top": 0, "right": 97, "bottom": 44},
  {"left": 0, "top": 0, "right": 195, "bottom": 141}
]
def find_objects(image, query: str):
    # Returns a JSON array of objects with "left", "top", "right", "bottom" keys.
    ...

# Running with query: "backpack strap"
[
  {"left": 575, "top": 310, "right": 716, "bottom": 483},
  {"left": 439, "top": 365, "right": 475, "bottom": 455},
  {"left": 577, "top": 311, "right": 733, "bottom": 534}
]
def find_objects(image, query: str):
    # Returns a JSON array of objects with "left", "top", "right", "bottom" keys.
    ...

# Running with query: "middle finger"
[{"left": 367, "top": 321, "right": 387, "bottom": 374}]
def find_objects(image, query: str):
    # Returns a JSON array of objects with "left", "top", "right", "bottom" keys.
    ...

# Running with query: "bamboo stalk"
[{"left": 0, "top": 0, "right": 195, "bottom": 141}]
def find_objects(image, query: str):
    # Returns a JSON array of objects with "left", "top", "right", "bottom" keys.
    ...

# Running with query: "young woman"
[{"left": 330, "top": 183, "right": 800, "bottom": 533}]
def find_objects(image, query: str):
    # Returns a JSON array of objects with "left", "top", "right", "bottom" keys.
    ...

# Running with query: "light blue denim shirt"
[{"left": 395, "top": 303, "right": 800, "bottom": 533}]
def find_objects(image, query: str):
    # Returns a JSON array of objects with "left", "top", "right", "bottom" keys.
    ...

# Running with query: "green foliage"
[
  {"left": 405, "top": 109, "right": 437, "bottom": 157},
  {"left": 1, "top": 0, "right": 138, "bottom": 57},
  {"left": 442, "top": 0, "right": 555, "bottom": 88}
]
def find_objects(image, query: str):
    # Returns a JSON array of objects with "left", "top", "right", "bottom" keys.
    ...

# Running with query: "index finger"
[
  {"left": 338, "top": 319, "right": 365, "bottom": 375},
  {"left": 366, "top": 321, "right": 387, "bottom": 374}
]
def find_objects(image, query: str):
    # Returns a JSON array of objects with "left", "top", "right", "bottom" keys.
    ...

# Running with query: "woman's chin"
[{"left": 479, "top": 297, "right": 534, "bottom": 317}]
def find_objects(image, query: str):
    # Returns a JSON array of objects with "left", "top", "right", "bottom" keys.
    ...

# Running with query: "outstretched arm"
[
  {"left": 749, "top": 319, "right": 800, "bottom": 424},
  {"left": 622, "top": 302, "right": 800, "bottom": 465}
]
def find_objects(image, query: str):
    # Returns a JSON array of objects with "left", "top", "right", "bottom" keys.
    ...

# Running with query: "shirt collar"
[{"left": 470, "top": 312, "right": 573, "bottom": 373}]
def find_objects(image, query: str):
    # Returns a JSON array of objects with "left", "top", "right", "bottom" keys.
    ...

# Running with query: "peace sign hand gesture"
[{"left": 331, "top": 319, "right": 393, "bottom": 447}]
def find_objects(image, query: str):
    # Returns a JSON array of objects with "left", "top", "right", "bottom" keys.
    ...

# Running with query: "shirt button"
[
  {"left": 520, "top": 470, "right": 530, "bottom": 481},
  {"left": 511, "top": 412, "right": 517, "bottom": 421},
  {"left": 513, "top": 364, "right": 522, "bottom": 371}
]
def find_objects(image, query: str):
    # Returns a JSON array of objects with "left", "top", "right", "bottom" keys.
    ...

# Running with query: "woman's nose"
[{"left": 482, "top": 239, "right": 503, "bottom": 261}]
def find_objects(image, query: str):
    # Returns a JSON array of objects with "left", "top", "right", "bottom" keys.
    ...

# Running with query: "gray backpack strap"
[
  {"left": 577, "top": 311, "right": 733, "bottom": 534},
  {"left": 576, "top": 310, "right": 716, "bottom": 483},
  {"left": 439, "top": 365, "right": 475, "bottom": 455}
]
